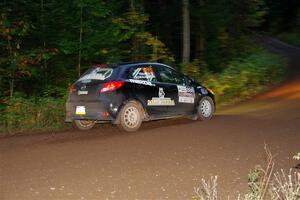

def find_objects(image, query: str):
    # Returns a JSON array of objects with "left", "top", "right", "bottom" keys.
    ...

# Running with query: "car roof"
[
  {"left": 94, "top": 62, "right": 174, "bottom": 70},
  {"left": 118, "top": 62, "right": 174, "bottom": 70}
]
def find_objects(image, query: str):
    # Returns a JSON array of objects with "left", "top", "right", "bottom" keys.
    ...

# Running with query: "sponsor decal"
[
  {"left": 147, "top": 88, "right": 175, "bottom": 106},
  {"left": 78, "top": 90, "right": 88, "bottom": 95},
  {"left": 132, "top": 66, "right": 156, "bottom": 81},
  {"left": 81, "top": 85, "right": 86, "bottom": 90},
  {"left": 177, "top": 85, "right": 195, "bottom": 103},
  {"left": 158, "top": 87, "right": 165, "bottom": 98},
  {"left": 128, "top": 79, "right": 156, "bottom": 86},
  {"left": 78, "top": 68, "right": 113, "bottom": 81}
]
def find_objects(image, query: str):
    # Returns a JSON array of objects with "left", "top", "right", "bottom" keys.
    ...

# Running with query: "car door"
[
  {"left": 179, "top": 76, "right": 197, "bottom": 114},
  {"left": 154, "top": 65, "right": 196, "bottom": 115},
  {"left": 126, "top": 65, "right": 172, "bottom": 118}
]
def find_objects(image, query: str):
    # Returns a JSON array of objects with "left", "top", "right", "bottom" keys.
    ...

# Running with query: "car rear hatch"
[{"left": 69, "top": 66, "right": 116, "bottom": 102}]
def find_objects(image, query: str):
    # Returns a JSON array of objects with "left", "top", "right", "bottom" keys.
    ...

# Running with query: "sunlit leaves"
[
  {"left": 112, "top": 7, "right": 174, "bottom": 63},
  {"left": 112, "top": 8, "right": 148, "bottom": 42}
]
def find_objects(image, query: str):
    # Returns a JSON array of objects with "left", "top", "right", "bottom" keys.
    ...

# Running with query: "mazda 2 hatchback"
[{"left": 66, "top": 62, "right": 215, "bottom": 132}]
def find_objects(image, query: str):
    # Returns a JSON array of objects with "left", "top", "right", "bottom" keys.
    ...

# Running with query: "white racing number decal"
[
  {"left": 128, "top": 79, "right": 156, "bottom": 86},
  {"left": 147, "top": 88, "right": 175, "bottom": 106},
  {"left": 177, "top": 85, "right": 195, "bottom": 103},
  {"left": 75, "top": 106, "right": 86, "bottom": 115}
]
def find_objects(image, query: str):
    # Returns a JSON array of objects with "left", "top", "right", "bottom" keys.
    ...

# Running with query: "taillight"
[
  {"left": 70, "top": 84, "right": 74, "bottom": 93},
  {"left": 100, "top": 81, "right": 125, "bottom": 93}
]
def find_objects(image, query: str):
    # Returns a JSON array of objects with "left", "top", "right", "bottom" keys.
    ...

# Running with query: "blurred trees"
[
  {"left": 263, "top": 0, "right": 300, "bottom": 46},
  {"left": 0, "top": 0, "right": 298, "bottom": 99},
  {"left": 145, "top": 0, "right": 267, "bottom": 71},
  {"left": 263, "top": 0, "right": 300, "bottom": 33},
  {"left": 0, "top": 0, "right": 177, "bottom": 98},
  {"left": 0, "top": 7, "right": 32, "bottom": 98}
]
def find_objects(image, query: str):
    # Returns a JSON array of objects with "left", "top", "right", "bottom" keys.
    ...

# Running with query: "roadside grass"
[
  {"left": 193, "top": 147, "right": 300, "bottom": 200},
  {"left": 0, "top": 94, "right": 66, "bottom": 135}
]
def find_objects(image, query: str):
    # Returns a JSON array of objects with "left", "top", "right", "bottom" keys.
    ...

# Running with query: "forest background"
[{"left": 0, "top": 0, "right": 299, "bottom": 134}]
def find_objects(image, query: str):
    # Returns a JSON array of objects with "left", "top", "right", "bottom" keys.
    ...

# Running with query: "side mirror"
[{"left": 186, "top": 78, "right": 193, "bottom": 86}]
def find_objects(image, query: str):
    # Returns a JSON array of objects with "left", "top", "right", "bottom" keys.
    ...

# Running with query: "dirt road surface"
[{"left": 1, "top": 36, "right": 300, "bottom": 200}]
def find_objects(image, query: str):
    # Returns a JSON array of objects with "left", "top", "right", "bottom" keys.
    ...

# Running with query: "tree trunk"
[
  {"left": 195, "top": 0, "right": 205, "bottom": 59},
  {"left": 152, "top": 36, "right": 158, "bottom": 61},
  {"left": 41, "top": 0, "right": 48, "bottom": 85},
  {"left": 182, "top": 0, "right": 190, "bottom": 64},
  {"left": 9, "top": 79, "right": 14, "bottom": 97},
  {"left": 195, "top": 32, "right": 204, "bottom": 59},
  {"left": 130, "top": 0, "right": 135, "bottom": 9},
  {"left": 78, "top": 4, "right": 83, "bottom": 77}
]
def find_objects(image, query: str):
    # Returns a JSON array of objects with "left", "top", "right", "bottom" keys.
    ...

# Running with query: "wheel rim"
[
  {"left": 124, "top": 106, "right": 139, "bottom": 128},
  {"left": 78, "top": 120, "right": 94, "bottom": 128},
  {"left": 200, "top": 99, "right": 212, "bottom": 118}
]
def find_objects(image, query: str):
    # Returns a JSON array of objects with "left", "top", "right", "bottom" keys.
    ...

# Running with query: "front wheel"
[
  {"left": 197, "top": 96, "right": 215, "bottom": 121},
  {"left": 117, "top": 101, "right": 144, "bottom": 132},
  {"left": 74, "top": 120, "right": 95, "bottom": 130}
]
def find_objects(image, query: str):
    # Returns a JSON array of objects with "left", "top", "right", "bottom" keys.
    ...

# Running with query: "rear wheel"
[
  {"left": 197, "top": 96, "right": 214, "bottom": 121},
  {"left": 74, "top": 120, "right": 95, "bottom": 130},
  {"left": 117, "top": 101, "right": 144, "bottom": 132}
]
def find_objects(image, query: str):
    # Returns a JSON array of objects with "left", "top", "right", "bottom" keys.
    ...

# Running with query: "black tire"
[
  {"left": 74, "top": 120, "right": 95, "bottom": 130},
  {"left": 197, "top": 96, "right": 215, "bottom": 121},
  {"left": 117, "top": 101, "right": 144, "bottom": 132}
]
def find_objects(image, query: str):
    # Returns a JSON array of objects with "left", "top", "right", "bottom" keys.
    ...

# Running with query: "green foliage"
[
  {"left": 113, "top": 7, "right": 175, "bottom": 63},
  {"left": 232, "top": 0, "right": 267, "bottom": 29},
  {"left": 42, "top": 85, "right": 69, "bottom": 98},
  {"left": 0, "top": 94, "right": 66, "bottom": 134},
  {"left": 199, "top": 48, "right": 286, "bottom": 106},
  {"left": 182, "top": 46, "right": 287, "bottom": 107},
  {"left": 194, "top": 169, "right": 300, "bottom": 200},
  {"left": 113, "top": 8, "right": 149, "bottom": 42},
  {"left": 181, "top": 59, "right": 205, "bottom": 81},
  {"left": 0, "top": 9, "right": 34, "bottom": 97},
  {"left": 135, "top": 32, "right": 175, "bottom": 63},
  {"left": 247, "top": 167, "right": 265, "bottom": 200},
  {"left": 194, "top": 148, "right": 300, "bottom": 200}
]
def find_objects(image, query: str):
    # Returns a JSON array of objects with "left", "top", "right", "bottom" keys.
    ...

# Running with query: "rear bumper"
[{"left": 65, "top": 101, "right": 116, "bottom": 122}]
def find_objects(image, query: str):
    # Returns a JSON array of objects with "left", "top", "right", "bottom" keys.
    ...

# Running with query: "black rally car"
[{"left": 66, "top": 62, "right": 215, "bottom": 132}]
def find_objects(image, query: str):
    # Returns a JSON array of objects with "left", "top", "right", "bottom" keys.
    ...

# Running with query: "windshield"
[{"left": 78, "top": 67, "right": 114, "bottom": 82}]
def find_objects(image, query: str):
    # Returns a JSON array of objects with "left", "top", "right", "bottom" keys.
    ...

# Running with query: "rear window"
[{"left": 78, "top": 67, "right": 114, "bottom": 82}]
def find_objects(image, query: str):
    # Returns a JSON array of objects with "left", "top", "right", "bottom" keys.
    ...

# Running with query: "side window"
[
  {"left": 185, "top": 76, "right": 193, "bottom": 86},
  {"left": 129, "top": 66, "right": 157, "bottom": 82},
  {"left": 156, "top": 66, "right": 186, "bottom": 85}
]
